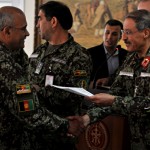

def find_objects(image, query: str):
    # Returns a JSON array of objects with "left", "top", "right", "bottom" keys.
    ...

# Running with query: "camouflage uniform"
[
  {"left": 28, "top": 34, "right": 92, "bottom": 149},
  {"left": 0, "top": 44, "right": 70, "bottom": 149},
  {"left": 12, "top": 48, "right": 29, "bottom": 75},
  {"left": 87, "top": 50, "right": 150, "bottom": 150}
]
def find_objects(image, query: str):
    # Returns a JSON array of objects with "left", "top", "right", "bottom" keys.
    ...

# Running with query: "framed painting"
[{"left": 34, "top": 0, "right": 139, "bottom": 49}]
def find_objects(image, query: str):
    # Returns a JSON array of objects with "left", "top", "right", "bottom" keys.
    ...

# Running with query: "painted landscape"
[{"left": 41, "top": 0, "right": 139, "bottom": 48}]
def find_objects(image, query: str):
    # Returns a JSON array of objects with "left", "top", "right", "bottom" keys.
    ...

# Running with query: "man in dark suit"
[{"left": 88, "top": 19, "right": 127, "bottom": 89}]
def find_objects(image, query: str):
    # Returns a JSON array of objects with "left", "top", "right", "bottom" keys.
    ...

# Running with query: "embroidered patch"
[
  {"left": 74, "top": 70, "right": 87, "bottom": 76},
  {"left": 141, "top": 56, "right": 150, "bottom": 70},
  {"left": 52, "top": 58, "right": 66, "bottom": 64},
  {"left": 18, "top": 99, "right": 34, "bottom": 112},
  {"left": 119, "top": 71, "right": 133, "bottom": 77},
  {"left": 16, "top": 84, "right": 31, "bottom": 94},
  {"left": 140, "top": 72, "right": 150, "bottom": 77},
  {"left": 77, "top": 80, "right": 87, "bottom": 89},
  {"left": 29, "top": 53, "right": 39, "bottom": 58}
]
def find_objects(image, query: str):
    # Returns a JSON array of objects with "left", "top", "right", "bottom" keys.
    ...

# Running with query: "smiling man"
[
  {"left": 28, "top": 1, "right": 92, "bottom": 150},
  {"left": 84, "top": 9, "right": 150, "bottom": 150}
]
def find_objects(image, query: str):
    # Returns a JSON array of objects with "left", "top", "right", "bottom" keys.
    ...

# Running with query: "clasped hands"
[{"left": 67, "top": 93, "right": 116, "bottom": 137}]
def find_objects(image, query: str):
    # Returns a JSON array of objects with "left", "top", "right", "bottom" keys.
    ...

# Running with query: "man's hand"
[
  {"left": 85, "top": 93, "right": 116, "bottom": 106},
  {"left": 67, "top": 116, "right": 85, "bottom": 137},
  {"left": 96, "top": 77, "right": 109, "bottom": 87},
  {"left": 32, "top": 84, "right": 41, "bottom": 92}
]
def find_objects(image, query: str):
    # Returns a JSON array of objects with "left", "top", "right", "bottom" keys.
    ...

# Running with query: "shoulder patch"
[
  {"left": 16, "top": 84, "right": 35, "bottom": 113},
  {"left": 18, "top": 99, "right": 34, "bottom": 112},
  {"left": 16, "top": 84, "right": 31, "bottom": 94},
  {"left": 74, "top": 70, "right": 87, "bottom": 76}
]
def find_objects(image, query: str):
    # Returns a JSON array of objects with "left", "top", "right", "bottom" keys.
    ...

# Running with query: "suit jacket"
[{"left": 88, "top": 43, "right": 127, "bottom": 87}]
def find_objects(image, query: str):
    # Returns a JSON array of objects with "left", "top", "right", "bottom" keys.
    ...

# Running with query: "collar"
[{"left": 103, "top": 43, "right": 119, "bottom": 56}]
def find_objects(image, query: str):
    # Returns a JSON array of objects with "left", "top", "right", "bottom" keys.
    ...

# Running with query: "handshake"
[
  {"left": 66, "top": 93, "right": 116, "bottom": 137},
  {"left": 66, "top": 115, "right": 90, "bottom": 137}
]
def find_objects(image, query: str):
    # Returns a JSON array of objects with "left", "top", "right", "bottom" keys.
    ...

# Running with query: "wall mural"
[{"left": 34, "top": 0, "right": 139, "bottom": 49}]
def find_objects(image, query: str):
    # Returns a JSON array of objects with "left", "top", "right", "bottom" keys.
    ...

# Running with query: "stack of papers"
[{"left": 52, "top": 85, "right": 93, "bottom": 97}]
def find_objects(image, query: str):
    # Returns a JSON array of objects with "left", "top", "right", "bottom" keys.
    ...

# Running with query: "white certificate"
[{"left": 52, "top": 85, "right": 93, "bottom": 97}]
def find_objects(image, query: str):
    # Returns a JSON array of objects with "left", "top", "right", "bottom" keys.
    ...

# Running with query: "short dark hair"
[
  {"left": 39, "top": 1, "right": 73, "bottom": 30},
  {"left": 125, "top": 9, "right": 150, "bottom": 31},
  {"left": 105, "top": 19, "right": 123, "bottom": 30}
]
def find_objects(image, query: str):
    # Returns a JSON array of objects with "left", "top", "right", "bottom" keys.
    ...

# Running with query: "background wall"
[
  {"left": 1, "top": 0, "right": 139, "bottom": 56},
  {"left": 38, "top": 0, "right": 139, "bottom": 50},
  {"left": 24, "top": 0, "right": 35, "bottom": 56}
]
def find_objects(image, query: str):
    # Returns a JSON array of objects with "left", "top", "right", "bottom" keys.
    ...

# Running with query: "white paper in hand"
[{"left": 52, "top": 85, "right": 93, "bottom": 97}]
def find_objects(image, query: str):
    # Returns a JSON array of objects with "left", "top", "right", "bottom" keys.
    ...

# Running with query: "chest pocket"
[
  {"left": 111, "top": 71, "right": 134, "bottom": 96},
  {"left": 135, "top": 73, "right": 150, "bottom": 96},
  {"left": 44, "top": 60, "right": 71, "bottom": 86}
]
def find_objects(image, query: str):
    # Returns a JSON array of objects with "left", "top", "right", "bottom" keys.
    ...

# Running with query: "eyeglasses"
[{"left": 121, "top": 29, "right": 139, "bottom": 35}]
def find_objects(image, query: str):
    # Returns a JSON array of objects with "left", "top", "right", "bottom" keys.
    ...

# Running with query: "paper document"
[
  {"left": 101, "top": 85, "right": 110, "bottom": 89},
  {"left": 52, "top": 85, "right": 93, "bottom": 97}
]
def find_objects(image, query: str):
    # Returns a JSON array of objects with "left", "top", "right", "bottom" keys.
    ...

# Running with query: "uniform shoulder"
[
  {"left": 0, "top": 46, "right": 11, "bottom": 62},
  {"left": 33, "top": 42, "right": 49, "bottom": 54}
]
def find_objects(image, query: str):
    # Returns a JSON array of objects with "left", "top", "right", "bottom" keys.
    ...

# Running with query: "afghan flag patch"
[{"left": 18, "top": 99, "right": 34, "bottom": 112}]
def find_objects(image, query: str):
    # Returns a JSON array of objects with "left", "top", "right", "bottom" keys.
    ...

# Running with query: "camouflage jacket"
[
  {"left": 12, "top": 48, "right": 29, "bottom": 75},
  {"left": 29, "top": 34, "right": 92, "bottom": 117},
  {"left": 87, "top": 50, "right": 150, "bottom": 150},
  {"left": 28, "top": 34, "right": 92, "bottom": 149},
  {"left": 0, "top": 44, "right": 69, "bottom": 149}
]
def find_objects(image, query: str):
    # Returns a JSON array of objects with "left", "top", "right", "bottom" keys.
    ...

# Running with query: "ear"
[
  {"left": 3, "top": 26, "right": 11, "bottom": 36},
  {"left": 143, "top": 28, "right": 150, "bottom": 38},
  {"left": 50, "top": 17, "right": 58, "bottom": 28}
]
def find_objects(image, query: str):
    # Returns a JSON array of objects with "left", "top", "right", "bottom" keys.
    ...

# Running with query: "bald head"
[
  {"left": 0, "top": 6, "right": 25, "bottom": 30},
  {"left": 0, "top": 6, "right": 24, "bottom": 14},
  {"left": 138, "top": 0, "right": 150, "bottom": 11},
  {"left": 0, "top": 6, "right": 29, "bottom": 51}
]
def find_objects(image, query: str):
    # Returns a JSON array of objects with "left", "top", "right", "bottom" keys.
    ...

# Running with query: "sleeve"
[
  {"left": 86, "top": 106, "right": 113, "bottom": 124},
  {"left": 0, "top": 58, "right": 69, "bottom": 133},
  {"left": 111, "top": 96, "right": 150, "bottom": 115},
  {"left": 86, "top": 96, "right": 150, "bottom": 124}
]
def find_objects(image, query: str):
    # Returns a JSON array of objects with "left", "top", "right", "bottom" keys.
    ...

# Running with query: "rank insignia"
[
  {"left": 141, "top": 56, "right": 150, "bottom": 70},
  {"left": 18, "top": 99, "right": 34, "bottom": 112},
  {"left": 74, "top": 70, "right": 87, "bottom": 76}
]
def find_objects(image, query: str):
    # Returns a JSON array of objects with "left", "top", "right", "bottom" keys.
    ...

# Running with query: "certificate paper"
[{"left": 52, "top": 85, "right": 93, "bottom": 97}]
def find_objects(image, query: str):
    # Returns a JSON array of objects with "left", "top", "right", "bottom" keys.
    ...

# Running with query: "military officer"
[
  {"left": 28, "top": 1, "right": 92, "bottom": 150},
  {"left": 84, "top": 9, "right": 150, "bottom": 150}
]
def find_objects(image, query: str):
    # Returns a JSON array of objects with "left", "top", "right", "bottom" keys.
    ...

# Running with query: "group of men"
[
  {"left": 84, "top": 0, "right": 150, "bottom": 150},
  {"left": 0, "top": 0, "right": 150, "bottom": 150},
  {"left": 0, "top": 1, "right": 91, "bottom": 150}
]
